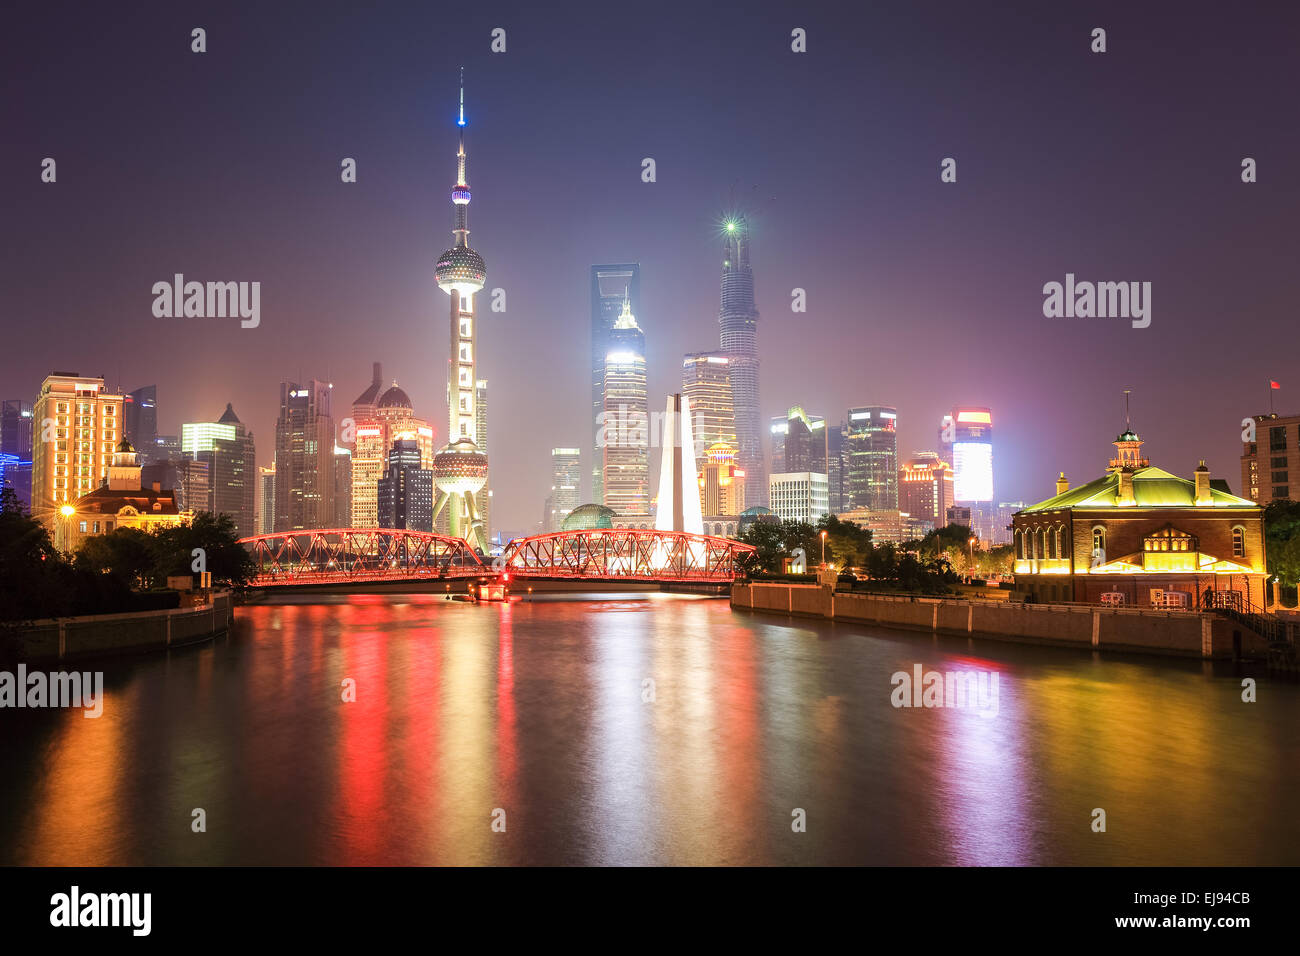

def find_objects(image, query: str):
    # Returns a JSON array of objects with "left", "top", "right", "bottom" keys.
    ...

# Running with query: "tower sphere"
[{"left": 435, "top": 245, "right": 486, "bottom": 295}]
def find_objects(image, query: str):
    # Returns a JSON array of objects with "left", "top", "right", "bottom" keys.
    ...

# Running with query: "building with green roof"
[{"left": 1012, "top": 428, "right": 1265, "bottom": 610}]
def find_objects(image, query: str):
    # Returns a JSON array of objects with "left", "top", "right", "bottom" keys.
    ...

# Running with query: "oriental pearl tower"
[{"left": 432, "top": 68, "right": 489, "bottom": 551}]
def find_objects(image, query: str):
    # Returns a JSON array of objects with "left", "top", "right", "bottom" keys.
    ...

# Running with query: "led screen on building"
[{"left": 953, "top": 442, "right": 993, "bottom": 502}]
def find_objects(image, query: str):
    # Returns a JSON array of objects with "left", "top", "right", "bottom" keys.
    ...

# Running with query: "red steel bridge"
[{"left": 238, "top": 528, "right": 755, "bottom": 589}]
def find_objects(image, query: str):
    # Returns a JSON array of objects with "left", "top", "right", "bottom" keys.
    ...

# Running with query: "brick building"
[{"left": 1013, "top": 429, "right": 1265, "bottom": 609}]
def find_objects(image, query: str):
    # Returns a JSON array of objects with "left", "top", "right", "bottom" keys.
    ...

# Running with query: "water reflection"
[{"left": 1, "top": 593, "right": 1297, "bottom": 865}]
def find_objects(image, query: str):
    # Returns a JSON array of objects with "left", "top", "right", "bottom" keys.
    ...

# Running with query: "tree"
[
  {"left": 1263, "top": 499, "right": 1300, "bottom": 584},
  {"left": 815, "top": 514, "right": 873, "bottom": 569},
  {"left": 151, "top": 511, "right": 255, "bottom": 588},
  {"left": 75, "top": 527, "right": 157, "bottom": 589}
]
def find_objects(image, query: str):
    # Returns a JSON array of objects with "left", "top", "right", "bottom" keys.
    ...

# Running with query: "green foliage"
[
  {"left": 1263, "top": 500, "right": 1300, "bottom": 584},
  {"left": 0, "top": 499, "right": 252, "bottom": 627},
  {"left": 815, "top": 513, "right": 873, "bottom": 569}
]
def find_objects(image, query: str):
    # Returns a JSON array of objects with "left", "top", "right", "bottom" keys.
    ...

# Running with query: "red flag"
[{"left": 1271, "top": 381, "right": 1281, "bottom": 389}]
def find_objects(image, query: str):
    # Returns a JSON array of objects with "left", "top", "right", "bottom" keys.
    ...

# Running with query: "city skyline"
[{"left": 4, "top": 2, "right": 1299, "bottom": 537}]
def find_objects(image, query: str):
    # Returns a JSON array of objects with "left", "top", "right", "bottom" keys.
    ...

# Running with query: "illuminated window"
[
  {"left": 1092, "top": 525, "right": 1106, "bottom": 555},
  {"left": 1232, "top": 526, "right": 1245, "bottom": 558},
  {"left": 1143, "top": 527, "right": 1196, "bottom": 553}
]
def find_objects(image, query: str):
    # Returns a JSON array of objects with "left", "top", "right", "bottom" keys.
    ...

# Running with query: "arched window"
[
  {"left": 1047, "top": 527, "right": 1057, "bottom": 559},
  {"left": 1092, "top": 525, "right": 1106, "bottom": 557},
  {"left": 1036, "top": 528, "right": 1046, "bottom": 559},
  {"left": 1015, "top": 530, "right": 1024, "bottom": 560},
  {"left": 1232, "top": 525, "right": 1246, "bottom": 558}
]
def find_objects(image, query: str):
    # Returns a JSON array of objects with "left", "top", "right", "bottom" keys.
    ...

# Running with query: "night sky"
[{"left": 4, "top": 0, "right": 1299, "bottom": 536}]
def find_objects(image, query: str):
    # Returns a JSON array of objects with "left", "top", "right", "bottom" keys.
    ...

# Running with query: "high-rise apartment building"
[
  {"left": 30, "top": 373, "right": 125, "bottom": 526},
  {"left": 945, "top": 407, "right": 995, "bottom": 540},
  {"left": 601, "top": 296, "right": 649, "bottom": 515},
  {"left": 844, "top": 406, "right": 898, "bottom": 511},
  {"left": 827, "top": 422, "right": 845, "bottom": 514},
  {"left": 591, "top": 263, "right": 641, "bottom": 503},
  {"left": 682, "top": 352, "right": 735, "bottom": 455},
  {"left": 548, "top": 447, "right": 581, "bottom": 531},
  {"left": 769, "top": 471, "right": 829, "bottom": 525},
  {"left": 718, "top": 217, "right": 764, "bottom": 508},
  {"left": 273, "top": 379, "right": 335, "bottom": 532},
  {"left": 1, "top": 399, "right": 34, "bottom": 511},
  {"left": 378, "top": 439, "right": 433, "bottom": 532},
  {"left": 181, "top": 403, "right": 256, "bottom": 538},
  {"left": 334, "top": 444, "right": 352, "bottom": 529}
]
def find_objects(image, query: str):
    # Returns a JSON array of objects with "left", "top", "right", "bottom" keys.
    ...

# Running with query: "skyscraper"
[
  {"left": 591, "top": 263, "right": 641, "bottom": 503},
  {"left": 30, "top": 373, "right": 124, "bottom": 526},
  {"left": 771, "top": 406, "right": 827, "bottom": 476},
  {"left": 350, "top": 382, "right": 434, "bottom": 528},
  {"left": 378, "top": 438, "right": 433, "bottom": 532},
  {"left": 123, "top": 385, "right": 157, "bottom": 460},
  {"left": 699, "top": 441, "right": 746, "bottom": 517},
  {"left": 548, "top": 447, "right": 581, "bottom": 531},
  {"left": 273, "top": 379, "right": 335, "bottom": 531},
  {"left": 256, "top": 463, "right": 275, "bottom": 535},
  {"left": 0, "top": 399, "right": 34, "bottom": 511},
  {"left": 947, "top": 406, "right": 995, "bottom": 539},
  {"left": 844, "top": 406, "right": 899, "bottom": 511},
  {"left": 601, "top": 296, "right": 649, "bottom": 515},
  {"left": 718, "top": 216, "right": 764, "bottom": 508},
  {"left": 681, "top": 352, "right": 734, "bottom": 454},
  {"left": 432, "top": 69, "right": 489, "bottom": 551},
  {"left": 181, "top": 403, "right": 256, "bottom": 538},
  {"left": 899, "top": 451, "right": 954, "bottom": 531}
]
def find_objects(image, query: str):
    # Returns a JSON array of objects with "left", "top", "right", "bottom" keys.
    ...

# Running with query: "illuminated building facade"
[
  {"left": 256, "top": 464, "right": 275, "bottom": 535},
  {"left": 476, "top": 378, "right": 490, "bottom": 541},
  {"left": 1014, "top": 429, "right": 1266, "bottom": 608},
  {"left": 836, "top": 507, "right": 932, "bottom": 546},
  {"left": 31, "top": 373, "right": 124, "bottom": 528},
  {"left": 181, "top": 403, "right": 256, "bottom": 538},
  {"left": 350, "top": 383, "right": 434, "bottom": 528},
  {"left": 1240, "top": 412, "right": 1300, "bottom": 504},
  {"left": 273, "top": 379, "right": 335, "bottom": 532},
  {"left": 717, "top": 216, "right": 765, "bottom": 508},
  {"left": 769, "top": 471, "right": 829, "bottom": 525},
  {"left": 1, "top": 399, "right": 34, "bottom": 511},
  {"left": 699, "top": 441, "right": 746, "bottom": 516},
  {"left": 682, "top": 352, "right": 735, "bottom": 453},
  {"left": 432, "top": 70, "right": 489, "bottom": 550},
  {"left": 843, "top": 405, "right": 898, "bottom": 511},
  {"left": 601, "top": 296, "right": 649, "bottom": 515},
  {"left": 591, "top": 263, "right": 640, "bottom": 502},
  {"left": 54, "top": 439, "right": 191, "bottom": 552},
  {"left": 548, "top": 447, "right": 581, "bottom": 531},
  {"left": 898, "top": 451, "right": 953, "bottom": 530}
]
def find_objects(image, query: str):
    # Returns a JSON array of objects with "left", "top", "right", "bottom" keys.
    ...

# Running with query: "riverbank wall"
[
  {"left": 732, "top": 583, "right": 1265, "bottom": 660},
  {"left": 6, "top": 591, "right": 235, "bottom": 662}
]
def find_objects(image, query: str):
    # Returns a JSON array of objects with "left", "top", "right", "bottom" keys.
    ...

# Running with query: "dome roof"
[
  {"left": 739, "top": 506, "right": 773, "bottom": 517},
  {"left": 378, "top": 384, "right": 412, "bottom": 409},
  {"left": 116, "top": 438, "right": 135, "bottom": 454},
  {"left": 435, "top": 245, "right": 487, "bottom": 293},
  {"left": 561, "top": 504, "right": 616, "bottom": 532}
]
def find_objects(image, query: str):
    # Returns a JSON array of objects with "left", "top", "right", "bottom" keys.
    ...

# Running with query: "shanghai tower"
[
  {"left": 432, "top": 69, "right": 489, "bottom": 551},
  {"left": 718, "top": 216, "right": 765, "bottom": 508}
]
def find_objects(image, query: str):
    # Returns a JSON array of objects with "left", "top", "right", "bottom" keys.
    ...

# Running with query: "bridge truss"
[
  {"left": 500, "top": 529, "right": 755, "bottom": 583},
  {"left": 239, "top": 528, "right": 486, "bottom": 586}
]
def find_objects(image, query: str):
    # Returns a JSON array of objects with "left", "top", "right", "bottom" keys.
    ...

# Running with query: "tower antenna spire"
[
  {"left": 1123, "top": 388, "right": 1131, "bottom": 430},
  {"left": 458, "top": 65, "right": 465, "bottom": 127}
]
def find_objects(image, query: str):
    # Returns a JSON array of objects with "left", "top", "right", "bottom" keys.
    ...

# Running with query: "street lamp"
[
  {"left": 820, "top": 530, "right": 827, "bottom": 567},
  {"left": 968, "top": 536, "right": 976, "bottom": 581}
]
